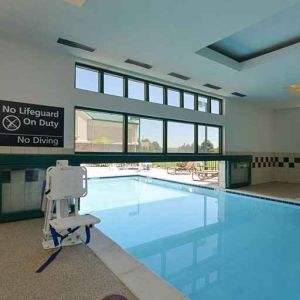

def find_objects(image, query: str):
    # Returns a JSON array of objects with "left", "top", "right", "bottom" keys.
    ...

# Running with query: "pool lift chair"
[{"left": 37, "top": 160, "right": 100, "bottom": 272}]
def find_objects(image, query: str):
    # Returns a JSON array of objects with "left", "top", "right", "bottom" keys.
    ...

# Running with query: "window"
[
  {"left": 75, "top": 109, "right": 124, "bottom": 152},
  {"left": 149, "top": 84, "right": 164, "bottom": 104},
  {"left": 211, "top": 99, "right": 221, "bottom": 114},
  {"left": 167, "top": 122, "right": 194, "bottom": 153},
  {"left": 183, "top": 92, "right": 194, "bottom": 110},
  {"left": 128, "top": 117, "right": 163, "bottom": 153},
  {"left": 167, "top": 89, "right": 180, "bottom": 107},
  {"left": 75, "top": 66, "right": 99, "bottom": 92},
  {"left": 104, "top": 73, "right": 124, "bottom": 96},
  {"left": 198, "top": 96, "right": 208, "bottom": 112},
  {"left": 198, "top": 125, "right": 220, "bottom": 153},
  {"left": 198, "top": 125, "right": 206, "bottom": 152},
  {"left": 75, "top": 63, "right": 224, "bottom": 114},
  {"left": 207, "top": 126, "right": 220, "bottom": 153},
  {"left": 128, "top": 79, "right": 145, "bottom": 100}
]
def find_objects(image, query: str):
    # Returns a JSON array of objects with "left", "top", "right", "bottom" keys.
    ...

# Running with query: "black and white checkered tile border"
[{"left": 251, "top": 157, "right": 300, "bottom": 168}]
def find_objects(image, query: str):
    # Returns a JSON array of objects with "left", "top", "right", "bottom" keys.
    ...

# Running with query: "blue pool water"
[{"left": 81, "top": 176, "right": 300, "bottom": 300}]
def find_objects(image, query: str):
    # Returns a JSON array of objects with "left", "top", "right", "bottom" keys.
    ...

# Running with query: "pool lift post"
[{"left": 37, "top": 160, "right": 100, "bottom": 272}]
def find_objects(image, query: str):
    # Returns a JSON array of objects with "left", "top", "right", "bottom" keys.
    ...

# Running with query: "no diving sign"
[{"left": 0, "top": 100, "right": 64, "bottom": 147}]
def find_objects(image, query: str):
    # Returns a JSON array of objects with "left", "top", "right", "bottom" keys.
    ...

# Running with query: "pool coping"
[{"left": 88, "top": 227, "right": 188, "bottom": 300}]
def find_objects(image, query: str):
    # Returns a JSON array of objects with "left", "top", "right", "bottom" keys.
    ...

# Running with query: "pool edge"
[{"left": 88, "top": 227, "right": 188, "bottom": 300}]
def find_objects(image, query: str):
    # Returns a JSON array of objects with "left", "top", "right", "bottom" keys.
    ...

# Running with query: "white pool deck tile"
[
  {"left": 89, "top": 228, "right": 188, "bottom": 300},
  {"left": 236, "top": 182, "right": 300, "bottom": 204}
]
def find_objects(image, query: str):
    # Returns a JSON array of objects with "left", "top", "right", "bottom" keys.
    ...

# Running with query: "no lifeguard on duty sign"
[{"left": 0, "top": 100, "right": 64, "bottom": 147}]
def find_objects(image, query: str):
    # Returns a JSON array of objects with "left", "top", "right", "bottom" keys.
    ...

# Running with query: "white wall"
[
  {"left": 274, "top": 108, "right": 300, "bottom": 153},
  {"left": 224, "top": 99, "right": 274, "bottom": 154}
]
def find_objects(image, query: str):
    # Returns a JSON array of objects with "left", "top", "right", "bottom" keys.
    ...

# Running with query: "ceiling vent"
[
  {"left": 57, "top": 38, "right": 95, "bottom": 52},
  {"left": 231, "top": 92, "right": 246, "bottom": 97},
  {"left": 168, "top": 72, "right": 190, "bottom": 80},
  {"left": 203, "top": 83, "right": 221, "bottom": 90},
  {"left": 125, "top": 59, "right": 152, "bottom": 69}
]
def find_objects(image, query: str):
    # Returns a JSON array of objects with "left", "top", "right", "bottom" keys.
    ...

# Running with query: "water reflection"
[{"left": 127, "top": 195, "right": 222, "bottom": 299}]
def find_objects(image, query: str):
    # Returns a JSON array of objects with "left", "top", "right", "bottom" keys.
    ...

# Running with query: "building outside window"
[{"left": 75, "top": 109, "right": 124, "bottom": 152}]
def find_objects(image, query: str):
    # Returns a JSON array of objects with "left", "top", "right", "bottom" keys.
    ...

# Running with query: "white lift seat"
[
  {"left": 49, "top": 214, "right": 99, "bottom": 232},
  {"left": 37, "top": 160, "right": 100, "bottom": 273}
]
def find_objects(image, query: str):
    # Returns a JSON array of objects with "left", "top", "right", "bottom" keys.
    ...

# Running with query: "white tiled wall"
[
  {"left": 251, "top": 153, "right": 300, "bottom": 185},
  {"left": 2, "top": 169, "right": 46, "bottom": 213}
]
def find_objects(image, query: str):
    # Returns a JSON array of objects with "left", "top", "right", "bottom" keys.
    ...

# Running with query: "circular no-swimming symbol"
[{"left": 2, "top": 115, "right": 21, "bottom": 132}]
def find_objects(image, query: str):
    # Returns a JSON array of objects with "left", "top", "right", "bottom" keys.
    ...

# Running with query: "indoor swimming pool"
[{"left": 80, "top": 176, "right": 300, "bottom": 300}]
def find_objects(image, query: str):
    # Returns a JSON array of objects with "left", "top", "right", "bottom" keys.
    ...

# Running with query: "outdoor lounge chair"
[
  {"left": 167, "top": 162, "right": 195, "bottom": 175},
  {"left": 192, "top": 164, "right": 219, "bottom": 181}
]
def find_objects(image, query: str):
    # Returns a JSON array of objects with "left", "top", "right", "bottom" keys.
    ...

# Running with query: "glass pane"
[
  {"left": 167, "top": 89, "right": 180, "bottom": 107},
  {"left": 75, "top": 109, "right": 124, "bottom": 152},
  {"left": 207, "top": 126, "right": 220, "bottom": 153},
  {"left": 128, "top": 117, "right": 163, "bottom": 153},
  {"left": 75, "top": 66, "right": 99, "bottom": 92},
  {"left": 198, "top": 96, "right": 208, "bottom": 112},
  {"left": 198, "top": 125, "right": 206, "bottom": 153},
  {"left": 128, "top": 79, "right": 145, "bottom": 100},
  {"left": 211, "top": 99, "right": 221, "bottom": 114},
  {"left": 167, "top": 122, "right": 194, "bottom": 153},
  {"left": 104, "top": 73, "right": 124, "bottom": 96},
  {"left": 149, "top": 84, "right": 164, "bottom": 104},
  {"left": 183, "top": 92, "right": 194, "bottom": 110}
]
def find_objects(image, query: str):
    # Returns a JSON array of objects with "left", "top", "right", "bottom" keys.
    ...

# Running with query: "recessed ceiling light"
[
  {"left": 125, "top": 59, "right": 152, "bottom": 69},
  {"left": 203, "top": 83, "right": 222, "bottom": 90},
  {"left": 288, "top": 84, "right": 300, "bottom": 93},
  {"left": 168, "top": 72, "right": 190, "bottom": 80},
  {"left": 57, "top": 38, "right": 95, "bottom": 52},
  {"left": 64, "top": 0, "right": 86, "bottom": 7},
  {"left": 231, "top": 92, "right": 246, "bottom": 97}
]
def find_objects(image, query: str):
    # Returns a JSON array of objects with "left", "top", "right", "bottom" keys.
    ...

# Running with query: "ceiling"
[{"left": 1, "top": 0, "right": 300, "bottom": 108}]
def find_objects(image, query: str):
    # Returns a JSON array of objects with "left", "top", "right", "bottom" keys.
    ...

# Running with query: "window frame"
[
  {"left": 127, "top": 78, "right": 146, "bottom": 101},
  {"left": 198, "top": 125, "right": 221, "bottom": 154},
  {"left": 183, "top": 92, "right": 196, "bottom": 110},
  {"left": 166, "top": 88, "right": 181, "bottom": 107},
  {"left": 210, "top": 98, "right": 223, "bottom": 115},
  {"left": 197, "top": 95, "right": 209, "bottom": 112},
  {"left": 127, "top": 116, "right": 164, "bottom": 153},
  {"left": 75, "top": 106, "right": 223, "bottom": 155},
  {"left": 75, "top": 65, "right": 100, "bottom": 93},
  {"left": 148, "top": 83, "right": 164, "bottom": 104},
  {"left": 167, "top": 120, "right": 196, "bottom": 153},
  {"left": 103, "top": 71, "right": 125, "bottom": 97},
  {"left": 75, "top": 108, "right": 125, "bottom": 153},
  {"left": 75, "top": 63, "right": 223, "bottom": 115}
]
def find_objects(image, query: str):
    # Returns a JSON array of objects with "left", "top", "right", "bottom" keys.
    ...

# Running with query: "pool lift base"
[{"left": 37, "top": 160, "right": 100, "bottom": 272}]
